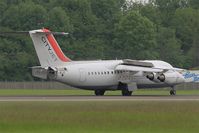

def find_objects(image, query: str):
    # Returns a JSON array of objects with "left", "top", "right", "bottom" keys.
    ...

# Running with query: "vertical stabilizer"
[{"left": 29, "top": 29, "right": 71, "bottom": 67}]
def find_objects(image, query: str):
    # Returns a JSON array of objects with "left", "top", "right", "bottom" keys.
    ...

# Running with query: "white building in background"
[
  {"left": 124, "top": 0, "right": 149, "bottom": 10},
  {"left": 126, "top": 0, "right": 149, "bottom": 4}
]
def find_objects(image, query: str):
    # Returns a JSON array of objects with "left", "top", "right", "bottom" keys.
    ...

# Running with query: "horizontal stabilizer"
[
  {"left": 32, "top": 30, "right": 69, "bottom": 36},
  {"left": 0, "top": 30, "right": 68, "bottom": 36}
]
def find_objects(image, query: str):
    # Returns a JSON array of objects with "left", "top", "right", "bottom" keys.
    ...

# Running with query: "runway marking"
[{"left": 0, "top": 95, "right": 199, "bottom": 101}]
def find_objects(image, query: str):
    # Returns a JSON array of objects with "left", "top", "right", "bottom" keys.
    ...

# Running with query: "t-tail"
[{"left": 29, "top": 28, "right": 71, "bottom": 67}]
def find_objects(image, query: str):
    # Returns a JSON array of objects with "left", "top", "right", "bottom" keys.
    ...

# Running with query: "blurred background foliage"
[{"left": 0, "top": 0, "right": 198, "bottom": 81}]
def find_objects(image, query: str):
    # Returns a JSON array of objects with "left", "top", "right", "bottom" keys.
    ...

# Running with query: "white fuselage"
[
  {"left": 28, "top": 29, "right": 189, "bottom": 92},
  {"left": 54, "top": 60, "right": 180, "bottom": 90},
  {"left": 28, "top": 29, "right": 199, "bottom": 95}
]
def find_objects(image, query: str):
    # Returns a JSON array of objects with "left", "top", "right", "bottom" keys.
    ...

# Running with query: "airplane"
[{"left": 3, "top": 28, "right": 199, "bottom": 96}]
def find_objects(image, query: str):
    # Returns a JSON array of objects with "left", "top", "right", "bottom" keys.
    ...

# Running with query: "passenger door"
[{"left": 79, "top": 68, "right": 86, "bottom": 82}]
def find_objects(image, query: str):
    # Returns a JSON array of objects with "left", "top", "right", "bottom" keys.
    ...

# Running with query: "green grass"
[
  {"left": 0, "top": 89, "right": 199, "bottom": 133},
  {"left": 0, "top": 101, "right": 199, "bottom": 133},
  {"left": 0, "top": 89, "right": 94, "bottom": 96},
  {"left": 0, "top": 89, "right": 198, "bottom": 96}
]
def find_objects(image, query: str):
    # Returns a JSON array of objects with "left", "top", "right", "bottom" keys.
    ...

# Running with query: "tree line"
[{"left": 0, "top": 0, "right": 198, "bottom": 81}]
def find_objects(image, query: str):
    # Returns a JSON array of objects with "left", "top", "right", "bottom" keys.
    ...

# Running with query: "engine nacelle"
[
  {"left": 157, "top": 71, "right": 185, "bottom": 84},
  {"left": 146, "top": 73, "right": 161, "bottom": 83},
  {"left": 146, "top": 71, "right": 185, "bottom": 85},
  {"left": 157, "top": 74, "right": 165, "bottom": 82},
  {"left": 146, "top": 73, "right": 155, "bottom": 80}
]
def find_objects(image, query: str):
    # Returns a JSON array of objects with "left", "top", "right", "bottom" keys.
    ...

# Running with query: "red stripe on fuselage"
[{"left": 42, "top": 29, "right": 71, "bottom": 62}]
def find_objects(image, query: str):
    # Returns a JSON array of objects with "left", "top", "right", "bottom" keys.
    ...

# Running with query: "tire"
[
  {"left": 118, "top": 82, "right": 132, "bottom": 96},
  {"left": 122, "top": 89, "right": 132, "bottom": 96},
  {"left": 170, "top": 90, "right": 176, "bottom": 95},
  {"left": 95, "top": 90, "right": 105, "bottom": 96}
]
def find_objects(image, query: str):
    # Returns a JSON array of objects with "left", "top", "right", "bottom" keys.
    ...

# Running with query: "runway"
[{"left": 0, "top": 95, "right": 199, "bottom": 101}]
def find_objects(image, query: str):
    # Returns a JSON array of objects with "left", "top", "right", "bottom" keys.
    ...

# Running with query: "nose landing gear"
[{"left": 170, "top": 87, "right": 176, "bottom": 95}]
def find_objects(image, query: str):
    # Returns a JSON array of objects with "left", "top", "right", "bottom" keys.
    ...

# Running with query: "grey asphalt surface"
[{"left": 0, "top": 95, "right": 199, "bottom": 101}]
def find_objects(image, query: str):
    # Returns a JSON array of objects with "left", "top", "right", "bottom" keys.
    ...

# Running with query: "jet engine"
[
  {"left": 146, "top": 72, "right": 161, "bottom": 83},
  {"left": 147, "top": 71, "right": 185, "bottom": 84},
  {"left": 157, "top": 74, "right": 165, "bottom": 82},
  {"left": 158, "top": 72, "right": 185, "bottom": 84},
  {"left": 146, "top": 73, "right": 155, "bottom": 80}
]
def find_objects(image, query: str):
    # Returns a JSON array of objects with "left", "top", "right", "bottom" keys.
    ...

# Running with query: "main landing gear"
[
  {"left": 170, "top": 87, "right": 176, "bottom": 96},
  {"left": 119, "top": 82, "right": 132, "bottom": 96},
  {"left": 122, "top": 89, "right": 132, "bottom": 96},
  {"left": 95, "top": 90, "right": 106, "bottom": 96}
]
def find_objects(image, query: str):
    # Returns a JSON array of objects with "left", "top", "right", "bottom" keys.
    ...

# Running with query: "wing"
[
  {"left": 115, "top": 59, "right": 164, "bottom": 74},
  {"left": 115, "top": 65, "right": 163, "bottom": 73}
]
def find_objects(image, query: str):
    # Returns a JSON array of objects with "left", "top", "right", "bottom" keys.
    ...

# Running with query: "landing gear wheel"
[
  {"left": 118, "top": 82, "right": 132, "bottom": 96},
  {"left": 170, "top": 90, "right": 176, "bottom": 96},
  {"left": 122, "top": 90, "right": 132, "bottom": 96},
  {"left": 95, "top": 90, "right": 105, "bottom": 96}
]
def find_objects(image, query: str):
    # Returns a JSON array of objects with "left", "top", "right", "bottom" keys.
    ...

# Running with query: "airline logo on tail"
[
  {"left": 29, "top": 28, "right": 71, "bottom": 67},
  {"left": 42, "top": 29, "right": 71, "bottom": 62},
  {"left": 41, "top": 36, "right": 58, "bottom": 62}
]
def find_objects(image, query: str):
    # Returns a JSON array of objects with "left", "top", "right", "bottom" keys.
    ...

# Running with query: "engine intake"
[
  {"left": 157, "top": 74, "right": 165, "bottom": 82},
  {"left": 146, "top": 73, "right": 161, "bottom": 83},
  {"left": 146, "top": 73, "right": 155, "bottom": 80}
]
